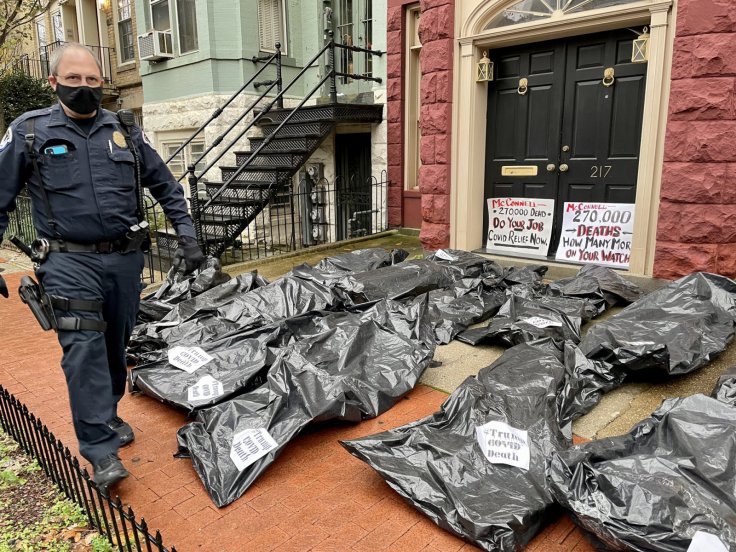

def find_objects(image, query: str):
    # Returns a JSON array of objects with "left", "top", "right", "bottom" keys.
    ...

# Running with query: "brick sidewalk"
[{"left": 0, "top": 271, "right": 594, "bottom": 552}]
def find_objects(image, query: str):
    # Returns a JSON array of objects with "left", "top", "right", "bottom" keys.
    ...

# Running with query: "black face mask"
[{"left": 55, "top": 83, "right": 103, "bottom": 115}]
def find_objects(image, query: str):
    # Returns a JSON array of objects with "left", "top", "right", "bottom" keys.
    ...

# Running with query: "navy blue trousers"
[{"left": 37, "top": 251, "right": 143, "bottom": 464}]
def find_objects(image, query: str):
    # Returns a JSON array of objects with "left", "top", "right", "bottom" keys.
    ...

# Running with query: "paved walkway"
[{"left": 0, "top": 269, "right": 595, "bottom": 552}]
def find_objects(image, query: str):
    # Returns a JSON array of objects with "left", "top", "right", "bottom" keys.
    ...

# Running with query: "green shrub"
[{"left": 0, "top": 71, "right": 55, "bottom": 127}]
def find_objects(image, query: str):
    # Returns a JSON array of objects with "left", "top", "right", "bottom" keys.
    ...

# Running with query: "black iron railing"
[
  {"left": 164, "top": 45, "right": 282, "bottom": 171},
  {"left": 14, "top": 41, "right": 115, "bottom": 86},
  {"left": 142, "top": 171, "right": 389, "bottom": 283},
  {"left": 0, "top": 386, "right": 176, "bottom": 552}
]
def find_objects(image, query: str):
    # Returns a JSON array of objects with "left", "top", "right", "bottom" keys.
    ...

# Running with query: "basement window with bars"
[
  {"left": 162, "top": 140, "right": 206, "bottom": 181},
  {"left": 117, "top": 0, "right": 135, "bottom": 63},
  {"left": 258, "top": 0, "right": 287, "bottom": 54}
]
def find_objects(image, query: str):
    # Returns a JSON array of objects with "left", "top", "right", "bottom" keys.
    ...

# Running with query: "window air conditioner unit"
[{"left": 137, "top": 30, "right": 174, "bottom": 61}]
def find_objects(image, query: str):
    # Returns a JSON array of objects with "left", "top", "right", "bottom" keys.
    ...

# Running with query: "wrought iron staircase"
[{"left": 155, "top": 39, "right": 384, "bottom": 259}]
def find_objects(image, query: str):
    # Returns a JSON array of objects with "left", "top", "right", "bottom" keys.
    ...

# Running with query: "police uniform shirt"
[{"left": 0, "top": 104, "right": 196, "bottom": 244}]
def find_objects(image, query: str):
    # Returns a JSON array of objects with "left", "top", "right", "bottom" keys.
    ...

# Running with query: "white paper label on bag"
[
  {"left": 168, "top": 346, "right": 213, "bottom": 373},
  {"left": 433, "top": 249, "right": 456, "bottom": 261},
  {"left": 230, "top": 428, "right": 278, "bottom": 471},
  {"left": 521, "top": 316, "right": 561, "bottom": 329},
  {"left": 476, "top": 421, "right": 530, "bottom": 470},
  {"left": 687, "top": 532, "right": 728, "bottom": 552},
  {"left": 187, "top": 375, "right": 224, "bottom": 404}
]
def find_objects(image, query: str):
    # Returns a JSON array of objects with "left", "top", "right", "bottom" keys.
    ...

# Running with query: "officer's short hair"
[{"left": 49, "top": 43, "right": 103, "bottom": 77}]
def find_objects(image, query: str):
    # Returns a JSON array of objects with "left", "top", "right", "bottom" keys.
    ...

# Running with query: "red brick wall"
[
  {"left": 655, "top": 0, "right": 736, "bottom": 278},
  {"left": 387, "top": 0, "right": 455, "bottom": 249}
]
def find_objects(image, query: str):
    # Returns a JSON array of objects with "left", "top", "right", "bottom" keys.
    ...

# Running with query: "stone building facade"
[
  {"left": 654, "top": 0, "right": 736, "bottom": 278},
  {"left": 387, "top": 0, "right": 454, "bottom": 249},
  {"left": 387, "top": 0, "right": 736, "bottom": 279}
]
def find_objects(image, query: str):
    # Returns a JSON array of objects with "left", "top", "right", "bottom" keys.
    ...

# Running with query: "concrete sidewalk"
[{"left": 0, "top": 235, "right": 732, "bottom": 551}]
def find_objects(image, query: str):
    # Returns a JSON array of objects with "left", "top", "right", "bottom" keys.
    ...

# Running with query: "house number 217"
[{"left": 590, "top": 165, "right": 612, "bottom": 178}]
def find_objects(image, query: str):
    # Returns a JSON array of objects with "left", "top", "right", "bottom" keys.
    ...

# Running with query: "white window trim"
[
  {"left": 113, "top": 0, "right": 136, "bottom": 66},
  {"left": 173, "top": 0, "right": 199, "bottom": 56},
  {"left": 51, "top": 11, "right": 64, "bottom": 43},
  {"left": 257, "top": 0, "right": 288, "bottom": 55},
  {"left": 157, "top": 134, "right": 206, "bottom": 175},
  {"left": 149, "top": 0, "right": 172, "bottom": 32}
]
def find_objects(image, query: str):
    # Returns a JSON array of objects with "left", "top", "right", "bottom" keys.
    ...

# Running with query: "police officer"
[{"left": 0, "top": 43, "right": 204, "bottom": 489}]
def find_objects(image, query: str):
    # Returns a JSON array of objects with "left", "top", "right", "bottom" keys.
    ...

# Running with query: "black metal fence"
[
  {"left": 143, "top": 171, "right": 389, "bottom": 283},
  {"left": 0, "top": 385, "right": 176, "bottom": 552},
  {"left": 3, "top": 178, "right": 388, "bottom": 285},
  {"left": 5, "top": 188, "right": 36, "bottom": 245}
]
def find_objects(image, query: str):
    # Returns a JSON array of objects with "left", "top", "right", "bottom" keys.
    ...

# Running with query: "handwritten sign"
[
  {"left": 486, "top": 197, "right": 555, "bottom": 256},
  {"left": 555, "top": 202, "right": 635, "bottom": 269},
  {"left": 475, "top": 420, "right": 530, "bottom": 470},
  {"left": 168, "top": 346, "right": 213, "bottom": 373},
  {"left": 230, "top": 428, "right": 278, "bottom": 471}
]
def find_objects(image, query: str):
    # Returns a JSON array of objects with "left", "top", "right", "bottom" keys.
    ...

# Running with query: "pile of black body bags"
[{"left": 128, "top": 248, "right": 736, "bottom": 552}]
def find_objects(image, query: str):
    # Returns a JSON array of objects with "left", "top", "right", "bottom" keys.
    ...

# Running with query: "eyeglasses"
[{"left": 56, "top": 74, "right": 103, "bottom": 87}]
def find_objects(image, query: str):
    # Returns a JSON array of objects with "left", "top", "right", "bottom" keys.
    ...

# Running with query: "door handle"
[
  {"left": 559, "top": 163, "right": 569, "bottom": 172},
  {"left": 602, "top": 67, "right": 615, "bottom": 87},
  {"left": 517, "top": 78, "right": 528, "bottom": 96},
  {"left": 546, "top": 163, "right": 556, "bottom": 172}
]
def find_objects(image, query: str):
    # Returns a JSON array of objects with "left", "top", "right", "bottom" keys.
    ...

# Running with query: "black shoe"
[
  {"left": 108, "top": 416, "right": 135, "bottom": 447},
  {"left": 93, "top": 454, "right": 129, "bottom": 491}
]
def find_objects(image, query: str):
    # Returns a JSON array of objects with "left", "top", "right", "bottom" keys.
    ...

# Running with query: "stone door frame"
[{"left": 451, "top": 0, "right": 675, "bottom": 276}]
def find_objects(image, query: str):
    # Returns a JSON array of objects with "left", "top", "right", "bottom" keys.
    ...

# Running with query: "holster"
[
  {"left": 18, "top": 276, "right": 55, "bottom": 331},
  {"left": 17, "top": 275, "right": 107, "bottom": 333}
]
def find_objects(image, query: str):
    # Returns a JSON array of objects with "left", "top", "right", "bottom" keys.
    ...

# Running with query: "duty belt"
[{"left": 44, "top": 238, "right": 129, "bottom": 254}]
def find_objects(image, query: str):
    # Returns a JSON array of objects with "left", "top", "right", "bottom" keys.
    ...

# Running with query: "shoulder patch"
[
  {"left": 0, "top": 127, "right": 13, "bottom": 152},
  {"left": 141, "top": 130, "right": 154, "bottom": 148}
]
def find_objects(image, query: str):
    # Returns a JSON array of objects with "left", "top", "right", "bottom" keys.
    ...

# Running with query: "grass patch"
[{"left": 0, "top": 430, "right": 111, "bottom": 551}]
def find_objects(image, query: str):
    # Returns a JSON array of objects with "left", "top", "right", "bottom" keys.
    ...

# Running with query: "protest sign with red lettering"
[
  {"left": 486, "top": 197, "right": 555, "bottom": 257},
  {"left": 555, "top": 202, "right": 635, "bottom": 269}
]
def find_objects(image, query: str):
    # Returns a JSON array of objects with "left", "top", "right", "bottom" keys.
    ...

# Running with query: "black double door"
[{"left": 483, "top": 28, "right": 647, "bottom": 255}]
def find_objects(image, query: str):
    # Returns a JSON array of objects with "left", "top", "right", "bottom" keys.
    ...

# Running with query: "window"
[
  {"left": 51, "top": 12, "right": 63, "bottom": 43},
  {"left": 37, "top": 17, "right": 49, "bottom": 77},
  {"left": 486, "top": 0, "right": 637, "bottom": 29},
  {"left": 151, "top": 0, "right": 171, "bottom": 31},
  {"left": 335, "top": 0, "right": 373, "bottom": 83},
  {"left": 117, "top": 0, "right": 135, "bottom": 63},
  {"left": 162, "top": 140, "right": 206, "bottom": 181},
  {"left": 176, "top": 0, "right": 198, "bottom": 54},
  {"left": 337, "top": 0, "right": 354, "bottom": 83},
  {"left": 361, "top": 1, "right": 373, "bottom": 77},
  {"left": 405, "top": 7, "right": 421, "bottom": 190},
  {"left": 36, "top": 18, "right": 47, "bottom": 48},
  {"left": 258, "top": 0, "right": 287, "bottom": 54}
]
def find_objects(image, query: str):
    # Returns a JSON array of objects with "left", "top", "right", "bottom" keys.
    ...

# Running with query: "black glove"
[
  {"left": 173, "top": 236, "right": 205, "bottom": 275},
  {"left": 0, "top": 274, "right": 7, "bottom": 298}
]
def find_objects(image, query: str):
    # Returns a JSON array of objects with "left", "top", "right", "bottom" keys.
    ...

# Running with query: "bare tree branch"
[
  {"left": 0, "top": 0, "right": 51, "bottom": 46},
  {"left": 0, "top": 0, "right": 52, "bottom": 73}
]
